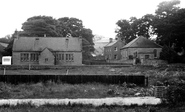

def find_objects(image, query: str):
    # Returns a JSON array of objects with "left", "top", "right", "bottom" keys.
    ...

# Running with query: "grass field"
[{"left": 0, "top": 64, "right": 185, "bottom": 111}]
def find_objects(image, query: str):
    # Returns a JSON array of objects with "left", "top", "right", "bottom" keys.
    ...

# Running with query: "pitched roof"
[
  {"left": 13, "top": 37, "right": 82, "bottom": 52},
  {"left": 104, "top": 41, "right": 117, "bottom": 47},
  {"left": 0, "top": 44, "right": 5, "bottom": 52},
  {"left": 121, "top": 36, "right": 162, "bottom": 49},
  {"left": 0, "top": 38, "right": 10, "bottom": 44},
  {"left": 0, "top": 42, "right": 8, "bottom": 47}
]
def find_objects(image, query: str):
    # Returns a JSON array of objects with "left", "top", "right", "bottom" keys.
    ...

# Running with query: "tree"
[
  {"left": 137, "top": 14, "right": 155, "bottom": 38},
  {"left": 153, "top": 0, "right": 185, "bottom": 54},
  {"left": 20, "top": 16, "right": 59, "bottom": 37},
  {"left": 115, "top": 15, "right": 155, "bottom": 44},
  {"left": 57, "top": 17, "right": 83, "bottom": 37},
  {"left": 3, "top": 30, "right": 19, "bottom": 56},
  {"left": 17, "top": 16, "right": 95, "bottom": 60},
  {"left": 57, "top": 17, "right": 94, "bottom": 60},
  {"left": 115, "top": 19, "right": 134, "bottom": 43},
  {"left": 155, "top": 0, "right": 180, "bottom": 18}
]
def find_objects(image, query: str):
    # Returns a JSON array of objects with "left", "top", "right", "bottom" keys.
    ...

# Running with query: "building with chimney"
[
  {"left": 104, "top": 37, "right": 125, "bottom": 62},
  {"left": 12, "top": 37, "right": 82, "bottom": 65}
]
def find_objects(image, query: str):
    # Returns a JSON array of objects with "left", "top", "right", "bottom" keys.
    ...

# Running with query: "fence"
[
  {"left": 0, "top": 65, "right": 132, "bottom": 70},
  {"left": 0, "top": 75, "right": 148, "bottom": 86}
]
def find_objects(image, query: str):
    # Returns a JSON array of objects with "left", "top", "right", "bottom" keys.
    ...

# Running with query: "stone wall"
[{"left": 141, "top": 59, "right": 167, "bottom": 66}]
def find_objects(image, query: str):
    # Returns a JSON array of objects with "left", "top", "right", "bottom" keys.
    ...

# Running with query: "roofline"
[
  {"left": 120, "top": 46, "right": 162, "bottom": 50},
  {"left": 13, "top": 50, "right": 82, "bottom": 52},
  {"left": 17, "top": 37, "right": 79, "bottom": 38},
  {"left": 104, "top": 41, "right": 119, "bottom": 47}
]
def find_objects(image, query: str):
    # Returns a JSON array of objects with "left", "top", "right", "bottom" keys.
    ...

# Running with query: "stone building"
[
  {"left": 104, "top": 38, "right": 125, "bottom": 62},
  {"left": 12, "top": 37, "right": 82, "bottom": 65},
  {"left": 120, "top": 36, "right": 162, "bottom": 61}
]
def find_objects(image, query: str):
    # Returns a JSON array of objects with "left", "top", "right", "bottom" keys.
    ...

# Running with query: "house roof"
[
  {"left": 0, "top": 44, "right": 5, "bottom": 52},
  {"left": 0, "top": 42, "right": 8, "bottom": 48},
  {"left": 104, "top": 41, "right": 117, "bottom": 47},
  {"left": 13, "top": 37, "right": 82, "bottom": 52},
  {"left": 121, "top": 36, "right": 162, "bottom": 49},
  {"left": 0, "top": 38, "right": 10, "bottom": 44},
  {"left": 94, "top": 41, "right": 109, "bottom": 55}
]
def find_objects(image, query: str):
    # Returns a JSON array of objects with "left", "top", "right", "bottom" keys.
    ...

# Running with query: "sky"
[{"left": 0, "top": 0, "right": 185, "bottom": 39}]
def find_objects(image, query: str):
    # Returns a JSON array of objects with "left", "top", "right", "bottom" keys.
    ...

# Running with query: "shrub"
[
  {"left": 166, "top": 80, "right": 185, "bottom": 105},
  {"left": 160, "top": 45, "right": 180, "bottom": 63}
]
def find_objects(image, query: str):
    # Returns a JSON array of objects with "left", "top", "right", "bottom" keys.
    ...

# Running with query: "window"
[
  {"left": 134, "top": 51, "right": 138, "bottom": 58},
  {"left": 145, "top": 55, "right": 150, "bottom": 59},
  {"left": 66, "top": 54, "right": 69, "bottom": 61},
  {"left": 20, "top": 53, "right": 29, "bottom": 61},
  {"left": 114, "top": 47, "right": 117, "bottom": 51},
  {"left": 45, "top": 58, "right": 48, "bottom": 62},
  {"left": 30, "top": 53, "right": 39, "bottom": 61},
  {"left": 56, "top": 54, "right": 62, "bottom": 61},
  {"left": 153, "top": 49, "right": 157, "bottom": 58},
  {"left": 61, "top": 54, "right": 64, "bottom": 60},
  {"left": 59, "top": 54, "right": 61, "bottom": 60},
  {"left": 66, "top": 54, "right": 74, "bottom": 61},
  {"left": 114, "top": 55, "right": 117, "bottom": 59}
]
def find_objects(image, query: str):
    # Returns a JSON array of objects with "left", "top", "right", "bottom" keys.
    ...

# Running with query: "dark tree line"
[
  {"left": 5, "top": 16, "right": 95, "bottom": 60},
  {"left": 115, "top": 0, "right": 185, "bottom": 63}
]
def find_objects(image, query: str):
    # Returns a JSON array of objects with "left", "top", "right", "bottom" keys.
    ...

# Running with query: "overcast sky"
[{"left": 0, "top": 0, "right": 185, "bottom": 39}]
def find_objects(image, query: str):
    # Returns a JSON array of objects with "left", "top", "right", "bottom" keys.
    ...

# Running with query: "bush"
[
  {"left": 166, "top": 80, "right": 185, "bottom": 105},
  {"left": 160, "top": 45, "right": 180, "bottom": 63}
]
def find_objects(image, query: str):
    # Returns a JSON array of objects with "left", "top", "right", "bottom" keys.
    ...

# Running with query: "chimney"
[
  {"left": 109, "top": 38, "right": 113, "bottom": 43},
  {"left": 34, "top": 37, "right": 40, "bottom": 47},
  {"left": 65, "top": 38, "right": 69, "bottom": 48}
]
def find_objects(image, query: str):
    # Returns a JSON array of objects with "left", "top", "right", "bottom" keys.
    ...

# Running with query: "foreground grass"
[
  {"left": 0, "top": 65, "right": 184, "bottom": 99},
  {"left": 0, "top": 104, "right": 185, "bottom": 112},
  {"left": 0, "top": 82, "right": 154, "bottom": 99},
  {"left": 0, "top": 65, "right": 185, "bottom": 111}
]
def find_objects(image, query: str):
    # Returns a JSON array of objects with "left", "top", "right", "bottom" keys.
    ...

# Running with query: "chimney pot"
[{"left": 109, "top": 38, "right": 113, "bottom": 43}]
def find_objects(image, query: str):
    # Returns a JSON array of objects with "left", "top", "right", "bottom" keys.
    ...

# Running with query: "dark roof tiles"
[
  {"left": 13, "top": 37, "right": 82, "bottom": 51},
  {"left": 121, "top": 36, "right": 162, "bottom": 49}
]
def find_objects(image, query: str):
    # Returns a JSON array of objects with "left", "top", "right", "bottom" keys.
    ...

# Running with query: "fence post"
[
  {"left": 29, "top": 64, "right": 31, "bottom": 70},
  {"left": 66, "top": 69, "right": 69, "bottom": 75},
  {"left": 3, "top": 67, "right": 6, "bottom": 75},
  {"left": 145, "top": 76, "right": 148, "bottom": 86}
]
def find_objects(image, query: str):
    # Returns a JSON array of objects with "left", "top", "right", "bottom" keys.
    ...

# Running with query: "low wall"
[
  {"left": 142, "top": 59, "right": 167, "bottom": 66},
  {"left": 0, "top": 65, "right": 131, "bottom": 70}
]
